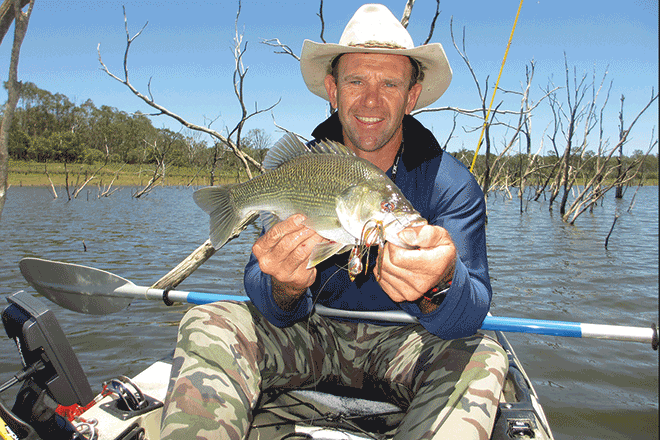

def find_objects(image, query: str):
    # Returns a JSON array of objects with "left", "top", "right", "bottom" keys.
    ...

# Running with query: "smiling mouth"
[{"left": 356, "top": 116, "right": 383, "bottom": 124}]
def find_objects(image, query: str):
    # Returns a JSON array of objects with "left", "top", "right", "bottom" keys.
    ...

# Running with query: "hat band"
[{"left": 348, "top": 41, "right": 408, "bottom": 50}]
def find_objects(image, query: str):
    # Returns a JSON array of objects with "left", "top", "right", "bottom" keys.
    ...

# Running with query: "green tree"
[
  {"left": 27, "top": 136, "right": 51, "bottom": 162},
  {"left": 49, "top": 131, "right": 83, "bottom": 163},
  {"left": 7, "top": 124, "right": 29, "bottom": 160}
]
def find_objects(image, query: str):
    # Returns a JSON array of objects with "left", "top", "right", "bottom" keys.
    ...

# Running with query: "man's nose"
[{"left": 360, "top": 83, "right": 381, "bottom": 107}]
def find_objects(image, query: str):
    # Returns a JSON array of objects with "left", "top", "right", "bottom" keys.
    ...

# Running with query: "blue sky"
[{"left": 1, "top": 0, "right": 657, "bottom": 156}]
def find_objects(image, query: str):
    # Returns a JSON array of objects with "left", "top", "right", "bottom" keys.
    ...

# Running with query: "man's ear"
[
  {"left": 405, "top": 82, "right": 423, "bottom": 114},
  {"left": 324, "top": 74, "right": 339, "bottom": 109}
]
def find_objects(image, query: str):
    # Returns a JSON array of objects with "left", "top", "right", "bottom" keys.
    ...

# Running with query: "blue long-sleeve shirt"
[{"left": 244, "top": 114, "right": 491, "bottom": 339}]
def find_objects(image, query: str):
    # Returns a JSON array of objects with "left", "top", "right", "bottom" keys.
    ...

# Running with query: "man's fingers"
[
  {"left": 398, "top": 224, "right": 451, "bottom": 249},
  {"left": 377, "top": 225, "right": 457, "bottom": 304},
  {"left": 257, "top": 214, "right": 307, "bottom": 250},
  {"left": 252, "top": 214, "right": 326, "bottom": 292},
  {"left": 378, "top": 246, "right": 431, "bottom": 302}
]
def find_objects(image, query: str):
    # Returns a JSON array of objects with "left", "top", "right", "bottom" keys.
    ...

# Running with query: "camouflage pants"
[{"left": 160, "top": 301, "right": 507, "bottom": 440}]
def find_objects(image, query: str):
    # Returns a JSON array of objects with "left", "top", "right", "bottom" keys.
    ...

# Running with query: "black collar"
[{"left": 311, "top": 113, "right": 443, "bottom": 172}]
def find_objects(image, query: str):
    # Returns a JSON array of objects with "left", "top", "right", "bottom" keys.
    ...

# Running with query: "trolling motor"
[{"left": 1, "top": 291, "right": 94, "bottom": 440}]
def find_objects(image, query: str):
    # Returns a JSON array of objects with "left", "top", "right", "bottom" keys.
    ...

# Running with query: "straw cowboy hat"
[{"left": 300, "top": 3, "right": 452, "bottom": 110}]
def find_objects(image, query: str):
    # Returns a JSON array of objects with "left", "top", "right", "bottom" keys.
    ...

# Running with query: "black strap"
[{"left": 162, "top": 288, "right": 174, "bottom": 307}]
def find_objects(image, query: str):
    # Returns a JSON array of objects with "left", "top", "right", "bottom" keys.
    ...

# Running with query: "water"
[{"left": 0, "top": 185, "right": 657, "bottom": 440}]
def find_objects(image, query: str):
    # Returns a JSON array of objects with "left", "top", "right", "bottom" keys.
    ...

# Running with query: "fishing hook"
[{"left": 347, "top": 220, "right": 386, "bottom": 282}]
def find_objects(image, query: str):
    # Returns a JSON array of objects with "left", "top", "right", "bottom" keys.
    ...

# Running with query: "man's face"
[{"left": 324, "top": 53, "right": 422, "bottom": 154}]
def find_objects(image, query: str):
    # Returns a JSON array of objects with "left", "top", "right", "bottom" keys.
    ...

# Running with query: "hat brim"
[{"left": 300, "top": 40, "right": 452, "bottom": 110}]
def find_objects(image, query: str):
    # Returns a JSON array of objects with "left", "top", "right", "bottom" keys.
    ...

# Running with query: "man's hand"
[
  {"left": 252, "top": 214, "right": 326, "bottom": 310},
  {"left": 378, "top": 225, "right": 456, "bottom": 312}
]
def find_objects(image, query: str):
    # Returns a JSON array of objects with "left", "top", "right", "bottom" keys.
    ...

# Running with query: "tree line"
[{"left": 3, "top": 81, "right": 271, "bottom": 175}]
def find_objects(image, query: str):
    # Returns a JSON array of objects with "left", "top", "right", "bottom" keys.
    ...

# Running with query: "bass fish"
[{"left": 193, "top": 133, "right": 426, "bottom": 280}]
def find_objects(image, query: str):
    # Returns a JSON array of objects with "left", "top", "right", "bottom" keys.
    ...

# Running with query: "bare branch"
[
  {"left": 261, "top": 38, "right": 300, "bottom": 61},
  {"left": 423, "top": 0, "right": 441, "bottom": 45},
  {"left": 413, "top": 103, "right": 549, "bottom": 118},
  {"left": 271, "top": 113, "right": 309, "bottom": 143},
  {"left": 450, "top": 18, "right": 484, "bottom": 102},
  {"left": 440, "top": 112, "right": 458, "bottom": 150},
  {"left": 401, "top": 0, "right": 414, "bottom": 28},
  {"left": 317, "top": 0, "right": 326, "bottom": 43},
  {"left": 0, "top": 0, "right": 29, "bottom": 45},
  {"left": 97, "top": 6, "right": 273, "bottom": 177},
  {"left": 121, "top": 6, "right": 148, "bottom": 84},
  {"left": 263, "top": 0, "right": 324, "bottom": 58},
  {"left": 227, "top": 2, "right": 282, "bottom": 178}
]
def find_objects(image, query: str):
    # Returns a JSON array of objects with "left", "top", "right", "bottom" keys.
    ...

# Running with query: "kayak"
[{"left": 1, "top": 290, "right": 554, "bottom": 440}]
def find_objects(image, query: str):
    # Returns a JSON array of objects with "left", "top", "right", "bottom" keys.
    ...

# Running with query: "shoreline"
[
  {"left": 7, "top": 160, "right": 244, "bottom": 187},
  {"left": 7, "top": 160, "right": 659, "bottom": 188}
]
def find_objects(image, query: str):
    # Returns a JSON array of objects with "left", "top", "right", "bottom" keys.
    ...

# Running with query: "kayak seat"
[{"left": 250, "top": 387, "right": 405, "bottom": 438}]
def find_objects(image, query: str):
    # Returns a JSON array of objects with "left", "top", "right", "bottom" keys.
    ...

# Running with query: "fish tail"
[{"left": 193, "top": 186, "right": 257, "bottom": 249}]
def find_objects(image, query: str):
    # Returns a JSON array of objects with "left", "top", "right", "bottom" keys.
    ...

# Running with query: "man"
[{"left": 161, "top": 4, "right": 507, "bottom": 439}]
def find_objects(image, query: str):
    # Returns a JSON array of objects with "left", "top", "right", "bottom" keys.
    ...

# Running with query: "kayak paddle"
[{"left": 18, "top": 258, "right": 658, "bottom": 350}]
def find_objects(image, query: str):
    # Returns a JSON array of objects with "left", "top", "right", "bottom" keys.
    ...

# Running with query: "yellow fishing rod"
[{"left": 470, "top": 0, "right": 524, "bottom": 173}]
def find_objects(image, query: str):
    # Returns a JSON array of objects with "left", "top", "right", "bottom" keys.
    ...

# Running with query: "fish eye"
[{"left": 381, "top": 201, "right": 395, "bottom": 212}]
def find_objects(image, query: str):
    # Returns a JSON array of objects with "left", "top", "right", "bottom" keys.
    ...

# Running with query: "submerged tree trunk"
[{"left": 615, "top": 95, "right": 626, "bottom": 199}]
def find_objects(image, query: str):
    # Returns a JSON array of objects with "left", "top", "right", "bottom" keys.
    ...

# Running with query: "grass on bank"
[
  {"left": 7, "top": 159, "right": 659, "bottom": 188},
  {"left": 7, "top": 160, "right": 244, "bottom": 187}
]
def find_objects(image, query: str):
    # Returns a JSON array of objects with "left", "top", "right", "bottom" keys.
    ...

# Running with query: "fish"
[{"left": 193, "top": 133, "right": 427, "bottom": 279}]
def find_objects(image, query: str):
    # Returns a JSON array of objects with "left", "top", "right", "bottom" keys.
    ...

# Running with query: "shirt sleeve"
[{"left": 400, "top": 156, "right": 492, "bottom": 339}]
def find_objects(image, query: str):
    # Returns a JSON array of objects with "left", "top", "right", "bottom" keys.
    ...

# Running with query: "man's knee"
[{"left": 178, "top": 300, "right": 253, "bottom": 333}]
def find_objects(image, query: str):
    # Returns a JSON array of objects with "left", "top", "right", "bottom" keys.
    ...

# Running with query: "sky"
[{"left": 1, "top": 0, "right": 658, "bottom": 156}]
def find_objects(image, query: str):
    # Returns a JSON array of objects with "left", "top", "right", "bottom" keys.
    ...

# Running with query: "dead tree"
[
  {"left": 98, "top": 4, "right": 277, "bottom": 183},
  {"left": 0, "top": 0, "right": 33, "bottom": 220},
  {"left": 44, "top": 163, "right": 58, "bottom": 199},
  {"left": 449, "top": 19, "right": 495, "bottom": 192},
  {"left": 557, "top": 55, "right": 590, "bottom": 216},
  {"left": 614, "top": 95, "right": 626, "bottom": 199},
  {"left": 485, "top": 62, "right": 557, "bottom": 196},
  {"left": 98, "top": 164, "right": 124, "bottom": 197},
  {"left": 562, "top": 89, "right": 658, "bottom": 224},
  {"left": 133, "top": 135, "right": 174, "bottom": 198},
  {"left": 73, "top": 147, "right": 111, "bottom": 199}
]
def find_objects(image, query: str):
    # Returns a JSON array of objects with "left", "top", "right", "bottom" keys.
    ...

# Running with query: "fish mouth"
[
  {"left": 381, "top": 213, "right": 427, "bottom": 248},
  {"left": 357, "top": 213, "right": 423, "bottom": 247},
  {"left": 384, "top": 213, "right": 426, "bottom": 230}
]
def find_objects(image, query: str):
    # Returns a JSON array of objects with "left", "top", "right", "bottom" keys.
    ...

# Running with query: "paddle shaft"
[
  {"left": 18, "top": 257, "right": 657, "bottom": 350},
  {"left": 129, "top": 286, "right": 658, "bottom": 349}
]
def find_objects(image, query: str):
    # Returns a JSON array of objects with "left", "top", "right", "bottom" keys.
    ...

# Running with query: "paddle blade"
[{"left": 20, "top": 258, "right": 134, "bottom": 315}]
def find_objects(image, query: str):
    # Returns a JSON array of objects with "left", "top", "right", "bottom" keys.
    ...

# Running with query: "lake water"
[{"left": 0, "top": 184, "right": 657, "bottom": 440}]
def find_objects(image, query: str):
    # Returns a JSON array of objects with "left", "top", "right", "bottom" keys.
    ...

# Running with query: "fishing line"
[
  {"left": 469, "top": 0, "right": 524, "bottom": 173},
  {"left": 304, "top": 264, "right": 345, "bottom": 392},
  {"left": 256, "top": 389, "right": 383, "bottom": 439}
]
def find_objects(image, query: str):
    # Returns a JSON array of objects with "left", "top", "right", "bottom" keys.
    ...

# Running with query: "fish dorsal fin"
[
  {"left": 263, "top": 133, "right": 311, "bottom": 170},
  {"left": 308, "top": 139, "right": 356, "bottom": 156},
  {"left": 263, "top": 133, "right": 355, "bottom": 170}
]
